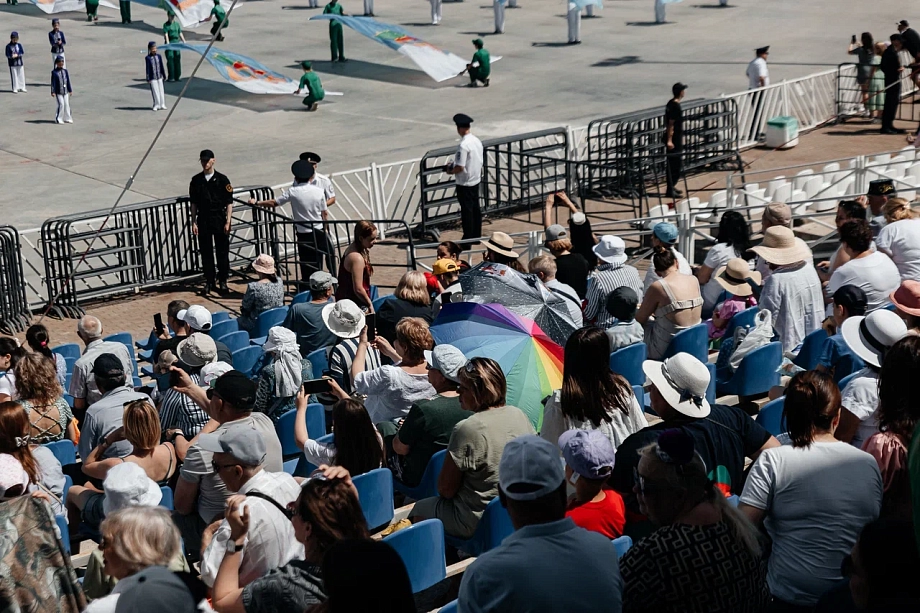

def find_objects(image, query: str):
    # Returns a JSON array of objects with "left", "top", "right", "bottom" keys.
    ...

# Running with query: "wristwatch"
[{"left": 225, "top": 539, "right": 245, "bottom": 555}]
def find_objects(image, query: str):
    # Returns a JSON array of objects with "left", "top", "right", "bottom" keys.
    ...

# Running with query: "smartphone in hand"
[
  {"left": 154, "top": 312, "right": 165, "bottom": 335},
  {"left": 302, "top": 378, "right": 333, "bottom": 394},
  {"left": 366, "top": 312, "right": 377, "bottom": 342}
]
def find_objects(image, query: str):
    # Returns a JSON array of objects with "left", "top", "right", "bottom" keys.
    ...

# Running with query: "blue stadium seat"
[
  {"left": 394, "top": 449, "right": 446, "bottom": 501},
  {"left": 369, "top": 285, "right": 379, "bottom": 302},
  {"left": 219, "top": 331, "right": 250, "bottom": 355},
  {"left": 723, "top": 306, "right": 759, "bottom": 341},
  {"left": 383, "top": 519, "right": 447, "bottom": 593},
  {"left": 232, "top": 346, "right": 264, "bottom": 378},
  {"left": 372, "top": 295, "right": 394, "bottom": 312},
  {"left": 283, "top": 458, "right": 299, "bottom": 475},
  {"left": 104, "top": 332, "right": 134, "bottom": 352},
  {"left": 136, "top": 330, "right": 161, "bottom": 352},
  {"left": 295, "top": 433, "right": 334, "bottom": 477},
  {"left": 353, "top": 468, "right": 395, "bottom": 532},
  {"left": 250, "top": 307, "right": 290, "bottom": 346},
  {"left": 727, "top": 494, "right": 740, "bottom": 507},
  {"left": 65, "top": 372, "right": 72, "bottom": 392},
  {"left": 291, "top": 291, "right": 312, "bottom": 306},
  {"left": 612, "top": 535, "right": 633, "bottom": 559},
  {"left": 209, "top": 319, "right": 239, "bottom": 342},
  {"left": 211, "top": 311, "right": 231, "bottom": 324},
  {"left": 609, "top": 343, "right": 646, "bottom": 387},
  {"left": 132, "top": 376, "right": 142, "bottom": 388},
  {"left": 440, "top": 601, "right": 458, "bottom": 613},
  {"left": 444, "top": 496, "right": 513, "bottom": 557},
  {"left": 44, "top": 440, "right": 76, "bottom": 466},
  {"left": 55, "top": 514, "right": 71, "bottom": 555},
  {"left": 832, "top": 353, "right": 864, "bottom": 385},
  {"left": 706, "top": 362, "right": 716, "bottom": 407},
  {"left": 63, "top": 393, "right": 74, "bottom": 409},
  {"left": 64, "top": 356, "right": 77, "bottom": 375},
  {"left": 792, "top": 328, "right": 828, "bottom": 371},
  {"left": 159, "top": 486, "right": 174, "bottom": 511},
  {"left": 661, "top": 323, "right": 709, "bottom": 364},
  {"left": 716, "top": 342, "right": 782, "bottom": 397},
  {"left": 307, "top": 347, "right": 330, "bottom": 376},
  {"left": 756, "top": 397, "right": 786, "bottom": 436},
  {"left": 52, "top": 343, "right": 81, "bottom": 360},
  {"left": 276, "top": 404, "right": 327, "bottom": 457},
  {"left": 62, "top": 474, "right": 72, "bottom": 501}
]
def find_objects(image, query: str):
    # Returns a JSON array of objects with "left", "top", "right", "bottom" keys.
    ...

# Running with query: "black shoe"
[
  {"left": 201, "top": 282, "right": 213, "bottom": 296},
  {"left": 483, "top": 78, "right": 489, "bottom": 87},
  {"left": 891, "top": 128, "right": 907, "bottom": 134},
  {"left": 218, "top": 281, "right": 230, "bottom": 295},
  {"left": 340, "top": 57, "right": 348, "bottom": 62},
  {"left": 665, "top": 188, "right": 683, "bottom": 198}
]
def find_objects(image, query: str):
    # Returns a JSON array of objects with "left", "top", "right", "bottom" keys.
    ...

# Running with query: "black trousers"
[
  {"left": 297, "top": 228, "right": 333, "bottom": 283},
  {"left": 198, "top": 218, "right": 230, "bottom": 284},
  {"left": 882, "top": 81, "right": 900, "bottom": 130},
  {"left": 456, "top": 184, "right": 482, "bottom": 245},
  {"left": 666, "top": 148, "right": 682, "bottom": 195}
]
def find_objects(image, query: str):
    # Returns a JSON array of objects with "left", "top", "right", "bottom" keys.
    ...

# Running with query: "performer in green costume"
[{"left": 323, "top": 0, "right": 347, "bottom": 63}]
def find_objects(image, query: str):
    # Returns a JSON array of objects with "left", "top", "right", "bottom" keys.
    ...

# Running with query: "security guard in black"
[{"left": 190, "top": 149, "right": 234, "bottom": 294}]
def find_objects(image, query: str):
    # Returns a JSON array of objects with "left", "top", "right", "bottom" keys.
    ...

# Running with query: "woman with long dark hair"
[
  {"left": 25, "top": 324, "right": 66, "bottom": 386},
  {"left": 739, "top": 371, "right": 882, "bottom": 609},
  {"left": 541, "top": 327, "right": 647, "bottom": 450},
  {"left": 0, "top": 401, "right": 66, "bottom": 516},
  {"left": 862, "top": 335, "right": 920, "bottom": 519},
  {"left": 335, "top": 220, "right": 377, "bottom": 311},
  {"left": 696, "top": 211, "right": 753, "bottom": 314},
  {"left": 295, "top": 386, "right": 384, "bottom": 478}
]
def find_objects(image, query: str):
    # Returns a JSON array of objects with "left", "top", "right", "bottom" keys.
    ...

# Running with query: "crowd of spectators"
[{"left": 5, "top": 181, "right": 920, "bottom": 613}]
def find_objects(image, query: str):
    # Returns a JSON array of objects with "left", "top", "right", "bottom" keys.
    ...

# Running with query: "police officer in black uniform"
[{"left": 189, "top": 149, "right": 233, "bottom": 295}]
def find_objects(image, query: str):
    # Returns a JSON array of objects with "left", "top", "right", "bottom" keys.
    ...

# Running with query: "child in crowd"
[
  {"left": 706, "top": 258, "right": 760, "bottom": 343},
  {"left": 559, "top": 429, "right": 626, "bottom": 539},
  {"left": 604, "top": 286, "right": 643, "bottom": 351},
  {"left": 816, "top": 284, "right": 867, "bottom": 382}
]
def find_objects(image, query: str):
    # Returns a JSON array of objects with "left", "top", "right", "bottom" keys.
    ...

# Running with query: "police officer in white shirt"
[
  {"left": 250, "top": 160, "right": 330, "bottom": 283},
  {"left": 298, "top": 151, "right": 336, "bottom": 207},
  {"left": 445, "top": 113, "right": 484, "bottom": 246},
  {"left": 197, "top": 423, "right": 304, "bottom": 589},
  {"left": 747, "top": 45, "right": 770, "bottom": 89}
]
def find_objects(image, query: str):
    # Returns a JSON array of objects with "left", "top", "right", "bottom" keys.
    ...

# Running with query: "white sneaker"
[
  {"left": 20, "top": 88, "right": 26, "bottom": 92},
  {"left": 161, "top": 105, "right": 168, "bottom": 110},
  {"left": 64, "top": 119, "right": 73, "bottom": 123},
  {"left": 56, "top": 119, "right": 64, "bottom": 124},
  {"left": 152, "top": 106, "right": 159, "bottom": 111}
]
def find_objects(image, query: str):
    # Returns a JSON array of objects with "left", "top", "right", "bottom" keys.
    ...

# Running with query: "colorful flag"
[
  {"left": 160, "top": 43, "right": 296, "bottom": 94},
  {"left": 28, "top": 0, "right": 116, "bottom": 13},
  {"left": 310, "top": 15, "right": 474, "bottom": 82},
  {"left": 131, "top": 0, "right": 226, "bottom": 28}
]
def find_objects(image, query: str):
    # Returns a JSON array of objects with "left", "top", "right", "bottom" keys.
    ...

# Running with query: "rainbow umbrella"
[{"left": 431, "top": 302, "right": 564, "bottom": 430}]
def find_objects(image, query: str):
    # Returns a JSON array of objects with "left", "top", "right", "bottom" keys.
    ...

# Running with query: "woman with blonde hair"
[
  {"left": 14, "top": 352, "right": 76, "bottom": 444},
  {"left": 409, "top": 357, "right": 534, "bottom": 539},
  {"left": 353, "top": 317, "right": 435, "bottom": 424},
  {"left": 336, "top": 220, "right": 377, "bottom": 311},
  {"left": 620, "top": 429, "right": 769, "bottom": 612},
  {"left": 84, "top": 506, "right": 183, "bottom": 613},
  {"left": 376, "top": 270, "right": 435, "bottom": 342},
  {"left": 67, "top": 399, "right": 178, "bottom": 528},
  {"left": 876, "top": 197, "right": 920, "bottom": 281}
]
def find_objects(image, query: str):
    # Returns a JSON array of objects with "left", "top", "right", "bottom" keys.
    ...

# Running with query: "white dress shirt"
[
  {"left": 454, "top": 133, "right": 484, "bottom": 187},
  {"left": 310, "top": 172, "right": 336, "bottom": 203},
  {"left": 276, "top": 182, "right": 327, "bottom": 233},
  {"left": 199, "top": 470, "right": 305, "bottom": 588},
  {"left": 747, "top": 57, "right": 769, "bottom": 89}
]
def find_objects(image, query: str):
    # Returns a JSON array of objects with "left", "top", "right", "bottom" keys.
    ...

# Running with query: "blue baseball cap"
[
  {"left": 148, "top": 41, "right": 157, "bottom": 47},
  {"left": 558, "top": 429, "right": 616, "bottom": 480},
  {"left": 52, "top": 18, "right": 60, "bottom": 24},
  {"left": 653, "top": 221, "right": 679, "bottom": 245},
  {"left": 11, "top": 32, "right": 19, "bottom": 38}
]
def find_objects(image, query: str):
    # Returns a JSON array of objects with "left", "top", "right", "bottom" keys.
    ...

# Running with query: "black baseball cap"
[
  {"left": 92, "top": 353, "right": 125, "bottom": 377},
  {"left": 199, "top": 149, "right": 215, "bottom": 161},
  {"left": 606, "top": 286, "right": 639, "bottom": 320},
  {"left": 291, "top": 160, "right": 316, "bottom": 181},
  {"left": 299, "top": 152, "right": 322, "bottom": 163},
  {"left": 208, "top": 370, "right": 256, "bottom": 410},
  {"left": 833, "top": 285, "right": 868, "bottom": 316},
  {"left": 453, "top": 113, "right": 473, "bottom": 127},
  {"left": 672, "top": 82, "right": 688, "bottom": 97}
]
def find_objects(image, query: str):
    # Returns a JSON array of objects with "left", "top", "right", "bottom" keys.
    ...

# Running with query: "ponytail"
[
  {"left": 782, "top": 371, "right": 841, "bottom": 448},
  {"left": 25, "top": 324, "right": 54, "bottom": 362}
]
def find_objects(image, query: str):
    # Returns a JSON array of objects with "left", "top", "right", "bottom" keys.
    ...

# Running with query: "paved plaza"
[{"left": 0, "top": 0, "right": 912, "bottom": 227}]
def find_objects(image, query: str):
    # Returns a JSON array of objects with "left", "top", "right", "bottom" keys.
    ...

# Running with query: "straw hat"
[
  {"left": 890, "top": 280, "right": 920, "bottom": 317},
  {"left": 715, "top": 258, "right": 762, "bottom": 297},
  {"left": 642, "top": 353, "right": 711, "bottom": 418},
  {"left": 750, "top": 226, "right": 811, "bottom": 266},
  {"left": 252, "top": 253, "right": 276, "bottom": 275},
  {"left": 841, "top": 309, "right": 908, "bottom": 368},
  {"left": 482, "top": 232, "right": 519, "bottom": 259}
]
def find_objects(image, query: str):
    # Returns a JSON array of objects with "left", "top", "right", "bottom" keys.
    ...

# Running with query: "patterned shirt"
[
  {"left": 159, "top": 374, "right": 209, "bottom": 438},
  {"left": 238, "top": 279, "right": 284, "bottom": 334},
  {"left": 619, "top": 521, "right": 770, "bottom": 613},
  {"left": 328, "top": 338, "right": 381, "bottom": 395},
  {"left": 253, "top": 357, "right": 313, "bottom": 424},
  {"left": 51, "top": 67, "right": 72, "bottom": 95},
  {"left": 584, "top": 262, "right": 644, "bottom": 328},
  {"left": 48, "top": 31, "right": 66, "bottom": 54}
]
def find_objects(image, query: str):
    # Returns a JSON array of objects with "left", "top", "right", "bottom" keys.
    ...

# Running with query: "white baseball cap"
[{"left": 177, "top": 305, "right": 212, "bottom": 332}]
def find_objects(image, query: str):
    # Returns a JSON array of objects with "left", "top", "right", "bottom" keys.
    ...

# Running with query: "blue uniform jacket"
[
  {"left": 145, "top": 53, "right": 166, "bottom": 81},
  {"left": 51, "top": 67, "right": 72, "bottom": 95},
  {"left": 6, "top": 43, "right": 24, "bottom": 67},
  {"left": 49, "top": 31, "right": 66, "bottom": 54}
]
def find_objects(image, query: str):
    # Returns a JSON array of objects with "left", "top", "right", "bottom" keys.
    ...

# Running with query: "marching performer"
[
  {"left": 6, "top": 32, "right": 25, "bottom": 93},
  {"left": 51, "top": 55, "right": 73, "bottom": 123},
  {"left": 146, "top": 41, "right": 167, "bottom": 111},
  {"left": 493, "top": 0, "right": 505, "bottom": 34},
  {"left": 49, "top": 19, "right": 66, "bottom": 67}
]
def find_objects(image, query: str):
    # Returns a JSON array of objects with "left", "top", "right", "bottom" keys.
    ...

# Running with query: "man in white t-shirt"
[
  {"left": 445, "top": 113, "right": 484, "bottom": 246},
  {"left": 874, "top": 216, "right": 920, "bottom": 281},
  {"left": 643, "top": 221, "right": 691, "bottom": 293},
  {"left": 825, "top": 219, "right": 900, "bottom": 314},
  {"left": 250, "top": 160, "right": 329, "bottom": 281},
  {"left": 528, "top": 255, "right": 584, "bottom": 327},
  {"left": 835, "top": 309, "right": 907, "bottom": 448},
  {"left": 747, "top": 46, "right": 770, "bottom": 89}
]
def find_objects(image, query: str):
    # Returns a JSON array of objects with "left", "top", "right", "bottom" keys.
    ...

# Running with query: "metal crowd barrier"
[
  {"left": 836, "top": 50, "right": 918, "bottom": 123},
  {"left": 418, "top": 128, "right": 568, "bottom": 236},
  {"left": 0, "top": 226, "right": 31, "bottom": 333}
]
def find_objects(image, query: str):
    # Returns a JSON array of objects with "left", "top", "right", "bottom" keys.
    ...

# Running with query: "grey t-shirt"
[
  {"left": 283, "top": 302, "right": 337, "bottom": 358},
  {"left": 179, "top": 412, "right": 284, "bottom": 522},
  {"left": 448, "top": 405, "right": 535, "bottom": 528}
]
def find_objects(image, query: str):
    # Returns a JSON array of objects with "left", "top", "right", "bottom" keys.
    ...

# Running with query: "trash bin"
[{"left": 765, "top": 116, "right": 799, "bottom": 149}]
